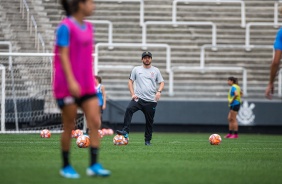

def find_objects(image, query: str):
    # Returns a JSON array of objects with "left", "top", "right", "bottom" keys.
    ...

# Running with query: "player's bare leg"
[
  {"left": 81, "top": 97, "right": 111, "bottom": 177},
  {"left": 225, "top": 111, "right": 233, "bottom": 138},
  {"left": 229, "top": 111, "right": 239, "bottom": 138},
  {"left": 60, "top": 104, "right": 80, "bottom": 179}
]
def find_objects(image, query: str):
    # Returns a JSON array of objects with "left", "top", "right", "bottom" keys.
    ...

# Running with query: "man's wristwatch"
[{"left": 157, "top": 90, "right": 162, "bottom": 93}]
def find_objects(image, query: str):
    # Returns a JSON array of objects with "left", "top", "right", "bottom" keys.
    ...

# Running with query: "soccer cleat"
[
  {"left": 60, "top": 165, "right": 80, "bottom": 179},
  {"left": 145, "top": 141, "right": 151, "bottom": 146},
  {"left": 229, "top": 134, "right": 238, "bottom": 139},
  {"left": 116, "top": 130, "right": 129, "bottom": 138},
  {"left": 86, "top": 163, "right": 111, "bottom": 177},
  {"left": 224, "top": 134, "right": 232, "bottom": 138}
]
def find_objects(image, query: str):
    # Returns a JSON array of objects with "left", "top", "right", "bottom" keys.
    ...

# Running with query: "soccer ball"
[
  {"left": 72, "top": 129, "right": 83, "bottom": 138},
  {"left": 98, "top": 129, "right": 104, "bottom": 138},
  {"left": 76, "top": 135, "right": 90, "bottom": 148},
  {"left": 40, "top": 129, "right": 51, "bottom": 138},
  {"left": 101, "top": 128, "right": 108, "bottom": 135},
  {"left": 100, "top": 128, "right": 114, "bottom": 136},
  {"left": 113, "top": 134, "right": 129, "bottom": 145},
  {"left": 107, "top": 129, "right": 114, "bottom": 135},
  {"left": 209, "top": 134, "right": 222, "bottom": 145}
]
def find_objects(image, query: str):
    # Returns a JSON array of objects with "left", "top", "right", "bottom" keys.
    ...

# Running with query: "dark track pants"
[{"left": 122, "top": 98, "right": 157, "bottom": 142}]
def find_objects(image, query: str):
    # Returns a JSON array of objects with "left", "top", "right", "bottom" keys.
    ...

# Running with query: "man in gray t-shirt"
[{"left": 116, "top": 51, "right": 164, "bottom": 145}]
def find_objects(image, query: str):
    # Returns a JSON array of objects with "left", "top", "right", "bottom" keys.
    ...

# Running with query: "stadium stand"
[{"left": 0, "top": 0, "right": 281, "bottom": 101}]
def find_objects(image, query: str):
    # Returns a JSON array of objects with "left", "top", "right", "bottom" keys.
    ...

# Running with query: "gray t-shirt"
[{"left": 129, "top": 65, "right": 164, "bottom": 102}]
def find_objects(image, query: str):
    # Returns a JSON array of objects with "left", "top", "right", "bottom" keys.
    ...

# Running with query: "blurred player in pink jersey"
[{"left": 53, "top": 0, "right": 110, "bottom": 179}]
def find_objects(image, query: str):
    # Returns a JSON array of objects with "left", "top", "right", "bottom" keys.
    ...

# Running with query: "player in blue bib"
[{"left": 95, "top": 76, "right": 106, "bottom": 112}]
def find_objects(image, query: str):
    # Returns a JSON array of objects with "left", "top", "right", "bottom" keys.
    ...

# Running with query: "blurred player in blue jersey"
[
  {"left": 95, "top": 76, "right": 106, "bottom": 112},
  {"left": 265, "top": 21, "right": 282, "bottom": 99}
]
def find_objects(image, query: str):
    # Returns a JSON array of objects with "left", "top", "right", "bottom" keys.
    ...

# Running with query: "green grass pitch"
[{"left": 1, "top": 132, "right": 282, "bottom": 184}]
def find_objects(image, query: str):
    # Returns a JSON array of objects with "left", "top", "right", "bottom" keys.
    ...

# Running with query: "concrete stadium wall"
[{"left": 103, "top": 100, "right": 282, "bottom": 126}]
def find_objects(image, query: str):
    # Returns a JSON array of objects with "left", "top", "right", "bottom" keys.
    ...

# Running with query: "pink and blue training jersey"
[{"left": 53, "top": 17, "right": 96, "bottom": 99}]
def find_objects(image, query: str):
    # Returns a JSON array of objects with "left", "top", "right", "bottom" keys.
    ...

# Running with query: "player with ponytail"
[
  {"left": 53, "top": 0, "right": 110, "bottom": 178},
  {"left": 225, "top": 77, "right": 241, "bottom": 139}
]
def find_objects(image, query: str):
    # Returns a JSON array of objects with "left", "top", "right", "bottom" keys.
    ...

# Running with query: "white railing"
[
  {"left": 0, "top": 53, "right": 98, "bottom": 57},
  {"left": 142, "top": 21, "right": 217, "bottom": 49},
  {"left": 274, "top": 0, "right": 282, "bottom": 25},
  {"left": 19, "top": 0, "right": 46, "bottom": 52},
  {"left": 245, "top": 22, "right": 282, "bottom": 51},
  {"left": 0, "top": 64, "right": 5, "bottom": 132},
  {"left": 95, "top": 43, "right": 171, "bottom": 75},
  {"left": 172, "top": 0, "right": 246, "bottom": 28},
  {"left": 97, "top": 0, "right": 144, "bottom": 26},
  {"left": 196, "top": 44, "right": 274, "bottom": 97},
  {"left": 97, "top": 65, "right": 134, "bottom": 71},
  {"left": 30, "top": 15, "right": 37, "bottom": 47},
  {"left": 20, "top": 0, "right": 30, "bottom": 28},
  {"left": 169, "top": 66, "right": 247, "bottom": 97},
  {"left": 200, "top": 44, "right": 273, "bottom": 68},
  {"left": 37, "top": 33, "right": 45, "bottom": 53},
  {"left": 86, "top": 20, "right": 113, "bottom": 48}
]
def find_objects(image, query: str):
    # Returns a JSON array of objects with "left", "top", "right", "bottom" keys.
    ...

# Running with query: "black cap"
[{"left": 142, "top": 51, "right": 152, "bottom": 59}]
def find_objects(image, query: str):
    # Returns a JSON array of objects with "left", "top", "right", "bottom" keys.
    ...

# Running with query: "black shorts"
[
  {"left": 230, "top": 104, "right": 240, "bottom": 112},
  {"left": 56, "top": 93, "right": 97, "bottom": 109},
  {"left": 99, "top": 106, "right": 103, "bottom": 114}
]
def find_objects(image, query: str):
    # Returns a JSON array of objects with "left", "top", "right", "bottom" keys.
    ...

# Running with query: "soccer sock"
[
  {"left": 62, "top": 151, "right": 70, "bottom": 168},
  {"left": 234, "top": 131, "right": 238, "bottom": 135},
  {"left": 229, "top": 130, "right": 233, "bottom": 134},
  {"left": 90, "top": 147, "right": 99, "bottom": 166}
]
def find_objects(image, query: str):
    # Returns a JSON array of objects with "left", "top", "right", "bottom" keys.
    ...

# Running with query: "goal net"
[{"left": 0, "top": 53, "right": 85, "bottom": 134}]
